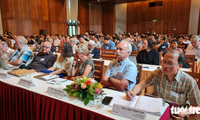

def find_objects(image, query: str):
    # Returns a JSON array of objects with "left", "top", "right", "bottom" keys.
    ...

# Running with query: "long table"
[{"left": 0, "top": 70, "right": 170, "bottom": 120}]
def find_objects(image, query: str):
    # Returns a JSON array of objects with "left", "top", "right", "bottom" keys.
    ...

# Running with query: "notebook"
[
  {"left": 108, "top": 92, "right": 163, "bottom": 116},
  {"left": 8, "top": 69, "right": 36, "bottom": 77}
]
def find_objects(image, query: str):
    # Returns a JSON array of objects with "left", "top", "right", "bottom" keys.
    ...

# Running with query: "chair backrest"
[
  {"left": 177, "top": 45, "right": 185, "bottom": 52},
  {"left": 101, "top": 49, "right": 116, "bottom": 60},
  {"left": 185, "top": 71, "right": 200, "bottom": 89},
  {"left": 136, "top": 65, "right": 142, "bottom": 84},
  {"left": 93, "top": 60, "right": 104, "bottom": 82},
  {"left": 185, "top": 55, "right": 195, "bottom": 72},
  {"left": 130, "top": 51, "right": 139, "bottom": 57}
]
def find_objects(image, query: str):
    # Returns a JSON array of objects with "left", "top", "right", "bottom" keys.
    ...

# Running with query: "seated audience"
[
  {"left": 178, "top": 36, "right": 188, "bottom": 50},
  {"left": 0, "top": 41, "right": 14, "bottom": 61},
  {"left": 27, "top": 42, "right": 56, "bottom": 72},
  {"left": 134, "top": 35, "right": 143, "bottom": 47},
  {"left": 157, "top": 36, "right": 169, "bottom": 52},
  {"left": 126, "top": 35, "right": 137, "bottom": 51},
  {"left": 101, "top": 40, "right": 137, "bottom": 91},
  {"left": 53, "top": 34, "right": 61, "bottom": 46},
  {"left": 93, "top": 35, "right": 101, "bottom": 48},
  {"left": 8, "top": 36, "right": 33, "bottom": 68},
  {"left": 33, "top": 38, "right": 42, "bottom": 52},
  {"left": 88, "top": 40, "right": 100, "bottom": 59},
  {"left": 126, "top": 50, "right": 200, "bottom": 119},
  {"left": 186, "top": 35, "right": 200, "bottom": 60},
  {"left": 103, "top": 36, "right": 115, "bottom": 50},
  {"left": 70, "top": 38, "right": 78, "bottom": 55},
  {"left": 41, "top": 42, "right": 74, "bottom": 78},
  {"left": 64, "top": 44, "right": 95, "bottom": 80},
  {"left": 77, "top": 34, "right": 88, "bottom": 46},
  {"left": 171, "top": 40, "right": 183, "bottom": 53},
  {"left": 137, "top": 38, "right": 159, "bottom": 65}
]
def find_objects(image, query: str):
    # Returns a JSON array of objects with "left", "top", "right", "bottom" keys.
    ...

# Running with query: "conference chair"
[{"left": 93, "top": 60, "right": 104, "bottom": 82}]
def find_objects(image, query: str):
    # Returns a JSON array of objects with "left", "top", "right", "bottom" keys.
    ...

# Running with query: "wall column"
[
  {"left": 188, "top": 0, "right": 200, "bottom": 35},
  {"left": 115, "top": 3, "right": 127, "bottom": 34}
]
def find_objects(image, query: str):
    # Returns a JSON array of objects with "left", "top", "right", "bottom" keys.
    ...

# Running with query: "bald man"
[
  {"left": 8, "top": 36, "right": 33, "bottom": 68},
  {"left": 101, "top": 40, "right": 137, "bottom": 91},
  {"left": 27, "top": 42, "right": 56, "bottom": 72}
]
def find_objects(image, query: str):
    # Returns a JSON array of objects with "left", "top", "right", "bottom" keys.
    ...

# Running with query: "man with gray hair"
[
  {"left": 8, "top": 36, "right": 33, "bottom": 68},
  {"left": 101, "top": 40, "right": 137, "bottom": 91},
  {"left": 70, "top": 38, "right": 78, "bottom": 54},
  {"left": 186, "top": 35, "right": 200, "bottom": 59},
  {"left": 88, "top": 40, "right": 100, "bottom": 59},
  {"left": 0, "top": 41, "right": 14, "bottom": 61}
]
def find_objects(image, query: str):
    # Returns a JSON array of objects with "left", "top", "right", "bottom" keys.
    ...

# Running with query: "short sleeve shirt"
[
  {"left": 145, "top": 69, "right": 200, "bottom": 107},
  {"left": 105, "top": 58, "right": 137, "bottom": 91}
]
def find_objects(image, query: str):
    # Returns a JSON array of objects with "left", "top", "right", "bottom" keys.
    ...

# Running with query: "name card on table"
[
  {"left": 0, "top": 73, "right": 10, "bottom": 80},
  {"left": 112, "top": 104, "right": 146, "bottom": 120},
  {"left": 46, "top": 86, "right": 65, "bottom": 99},
  {"left": 18, "top": 78, "right": 36, "bottom": 88}
]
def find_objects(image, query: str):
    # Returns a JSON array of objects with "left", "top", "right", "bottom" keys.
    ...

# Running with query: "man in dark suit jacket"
[{"left": 88, "top": 40, "right": 100, "bottom": 59}]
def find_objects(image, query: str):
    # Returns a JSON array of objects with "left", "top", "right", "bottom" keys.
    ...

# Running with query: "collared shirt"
[
  {"left": 8, "top": 45, "right": 33, "bottom": 65},
  {"left": 0, "top": 48, "right": 14, "bottom": 60},
  {"left": 28, "top": 51, "right": 56, "bottom": 72},
  {"left": 186, "top": 45, "right": 200, "bottom": 59},
  {"left": 53, "top": 56, "right": 74, "bottom": 75},
  {"left": 103, "top": 41, "right": 115, "bottom": 50},
  {"left": 53, "top": 39, "right": 61, "bottom": 46},
  {"left": 105, "top": 58, "right": 137, "bottom": 92},
  {"left": 95, "top": 41, "right": 101, "bottom": 48},
  {"left": 145, "top": 69, "right": 200, "bottom": 107},
  {"left": 79, "top": 41, "right": 88, "bottom": 47}
]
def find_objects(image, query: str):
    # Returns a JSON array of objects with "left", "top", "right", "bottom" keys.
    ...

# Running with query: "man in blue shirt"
[
  {"left": 103, "top": 36, "right": 115, "bottom": 50},
  {"left": 101, "top": 40, "right": 137, "bottom": 91}
]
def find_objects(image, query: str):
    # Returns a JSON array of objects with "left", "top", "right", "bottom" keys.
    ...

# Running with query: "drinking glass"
[{"left": 94, "top": 94, "right": 103, "bottom": 109}]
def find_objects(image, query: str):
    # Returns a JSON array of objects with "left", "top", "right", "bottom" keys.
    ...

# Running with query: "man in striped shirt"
[{"left": 126, "top": 50, "right": 200, "bottom": 119}]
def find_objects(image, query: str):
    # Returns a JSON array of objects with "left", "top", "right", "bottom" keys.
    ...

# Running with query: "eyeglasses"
[
  {"left": 42, "top": 46, "right": 50, "bottom": 49},
  {"left": 162, "top": 61, "right": 179, "bottom": 67}
]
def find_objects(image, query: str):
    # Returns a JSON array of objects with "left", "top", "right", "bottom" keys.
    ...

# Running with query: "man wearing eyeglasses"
[
  {"left": 27, "top": 42, "right": 56, "bottom": 72},
  {"left": 126, "top": 50, "right": 200, "bottom": 119}
]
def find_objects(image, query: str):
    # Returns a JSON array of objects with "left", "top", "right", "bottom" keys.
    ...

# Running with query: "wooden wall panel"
[
  {"left": 127, "top": 0, "right": 191, "bottom": 35},
  {"left": 89, "top": 4, "right": 102, "bottom": 33},
  {"left": 78, "top": 0, "right": 89, "bottom": 34},
  {"left": 102, "top": 4, "right": 115, "bottom": 35},
  {"left": 1, "top": 0, "right": 67, "bottom": 36},
  {"left": 198, "top": 8, "right": 200, "bottom": 35}
]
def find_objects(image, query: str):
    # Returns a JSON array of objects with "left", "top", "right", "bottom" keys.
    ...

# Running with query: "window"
[{"left": 67, "top": 20, "right": 77, "bottom": 36}]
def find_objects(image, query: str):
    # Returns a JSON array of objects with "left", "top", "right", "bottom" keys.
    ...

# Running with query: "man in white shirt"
[
  {"left": 53, "top": 35, "right": 61, "bottom": 46},
  {"left": 186, "top": 35, "right": 200, "bottom": 60},
  {"left": 0, "top": 41, "right": 14, "bottom": 61}
]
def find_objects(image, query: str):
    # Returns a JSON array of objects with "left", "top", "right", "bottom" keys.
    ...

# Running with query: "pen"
[
  {"left": 49, "top": 74, "right": 54, "bottom": 78},
  {"left": 127, "top": 83, "right": 132, "bottom": 101}
]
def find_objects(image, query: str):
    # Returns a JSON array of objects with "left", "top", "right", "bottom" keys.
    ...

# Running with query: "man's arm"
[
  {"left": 8, "top": 59, "right": 23, "bottom": 66},
  {"left": 126, "top": 81, "right": 148, "bottom": 101}
]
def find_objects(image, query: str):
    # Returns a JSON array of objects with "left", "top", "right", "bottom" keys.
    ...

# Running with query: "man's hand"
[
  {"left": 30, "top": 69, "right": 36, "bottom": 72},
  {"left": 126, "top": 90, "right": 136, "bottom": 101}
]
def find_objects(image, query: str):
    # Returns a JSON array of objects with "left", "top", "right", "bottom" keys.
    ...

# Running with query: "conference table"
[{"left": 0, "top": 69, "right": 170, "bottom": 120}]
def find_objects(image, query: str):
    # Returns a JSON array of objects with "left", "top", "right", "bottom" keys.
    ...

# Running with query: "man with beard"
[
  {"left": 27, "top": 42, "right": 56, "bottom": 72},
  {"left": 101, "top": 40, "right": 137, "bottom": 91}
]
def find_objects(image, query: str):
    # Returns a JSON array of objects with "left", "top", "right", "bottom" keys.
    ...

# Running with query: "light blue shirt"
[
  {"left": 105, "top": 58, "right": 137, "bottom": 91},
  {"left": 103, "top": 41, "right": 115, "bottom": 50}
]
